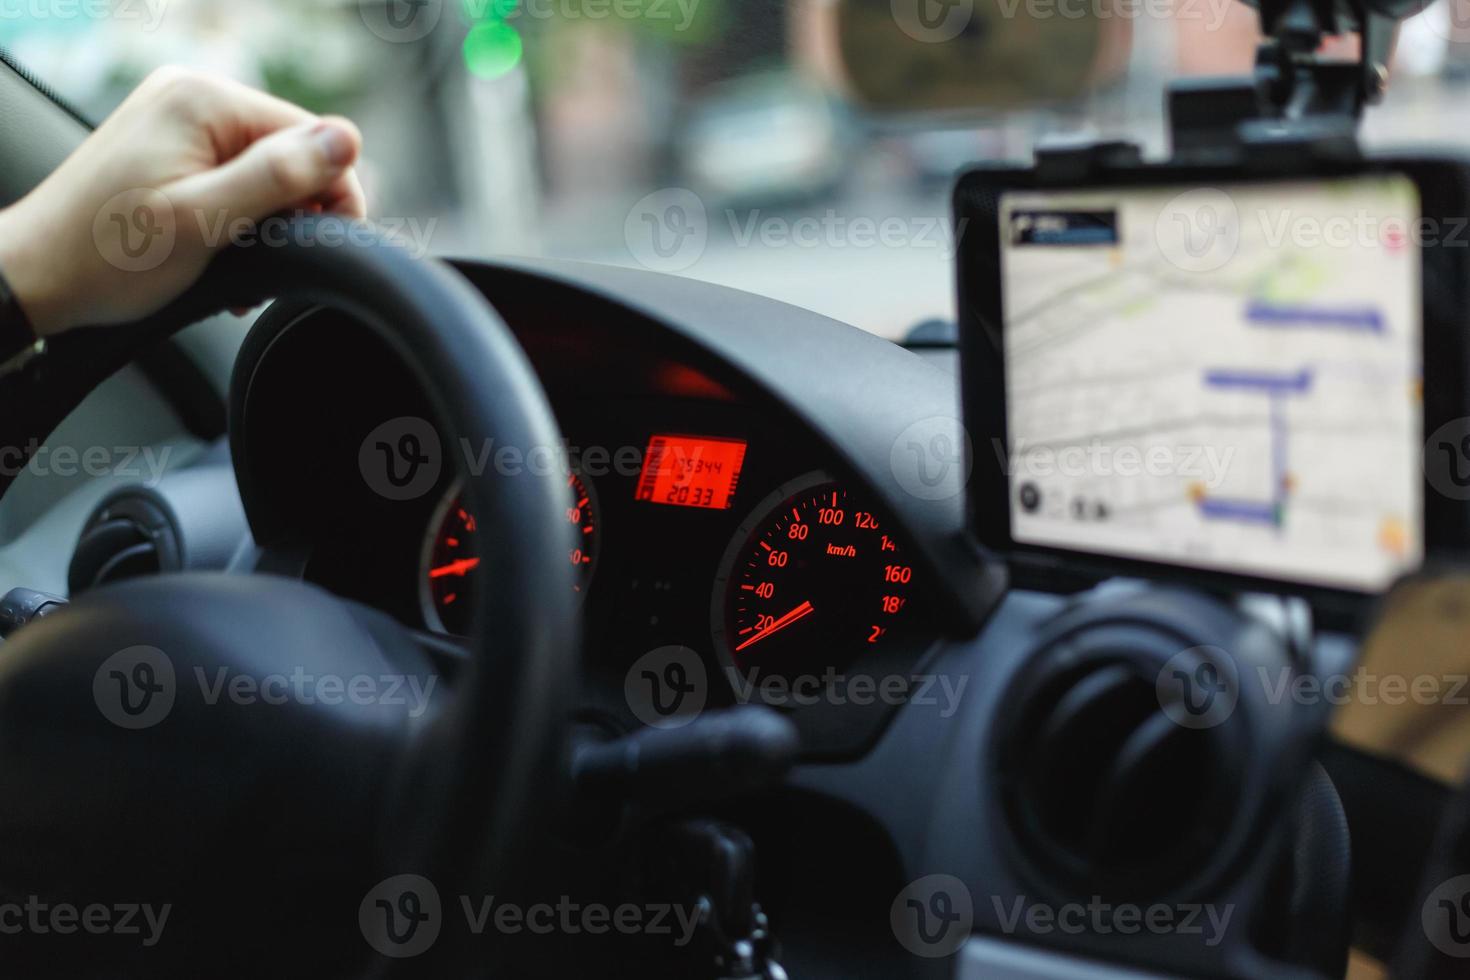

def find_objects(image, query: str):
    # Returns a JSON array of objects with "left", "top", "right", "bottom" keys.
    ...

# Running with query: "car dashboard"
[
  {"left": 226, "top": 259, "right": 996, "bottom": 757},
  {"left": 23, "top": 256, "right": 1395, "bottom": 979}
]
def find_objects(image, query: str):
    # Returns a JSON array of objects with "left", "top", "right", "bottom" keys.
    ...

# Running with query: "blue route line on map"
[
  {"left": 1244, "top": 301, "right": 1384, "bottom": 333},
  {"left": 1196, "top": 368, "right": 1313, "bottom": 529},
  {"left": 1202, "top": 368, "right": 1313, "bottom": 395},
  {"left": 1197, "top": 499, "right": 1279, "bottom": 524}
]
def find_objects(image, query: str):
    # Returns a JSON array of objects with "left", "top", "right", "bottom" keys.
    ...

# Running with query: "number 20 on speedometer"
[{"left": 712, "top": 473, "right": 916, "bottom": 679}]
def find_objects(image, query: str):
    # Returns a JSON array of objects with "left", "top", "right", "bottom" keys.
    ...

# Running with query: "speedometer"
[{"left": 711, "top": 472, "right": 917, "bottom": 681}]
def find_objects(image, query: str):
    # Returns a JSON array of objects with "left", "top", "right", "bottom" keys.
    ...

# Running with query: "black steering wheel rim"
[
  {"left": 245, "top": 219, "right": 582, "bottom": 964},
  {"left": 0, "top": 215, "right": 581, "bottom": 975}
]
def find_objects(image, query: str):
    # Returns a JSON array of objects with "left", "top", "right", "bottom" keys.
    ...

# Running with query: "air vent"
[
  {"left": 68, "top": 494, "right": 182, "bottom": 595},
  {"left": 995, "top": 603, "right": 1250, "bottom": 903}
]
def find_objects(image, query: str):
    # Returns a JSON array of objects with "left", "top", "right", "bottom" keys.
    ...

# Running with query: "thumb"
[{"left": 172, "top": 117, "right": 361, "bottom": 226}]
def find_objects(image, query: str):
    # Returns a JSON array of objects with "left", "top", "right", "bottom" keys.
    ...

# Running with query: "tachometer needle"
[
  {"left": 736, "top": 600, "right": 815, "bottom": 652},
  {"left": 430, "top": 557, "right": 481, "bottom": 579}
]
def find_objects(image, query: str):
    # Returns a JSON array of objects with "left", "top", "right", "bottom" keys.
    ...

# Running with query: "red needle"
[
  {"left": 736, "top": 600, "right": 815, "bottom": 652},
  {"left": 430, "top": 557, "right": 481, "bottom": 579}
]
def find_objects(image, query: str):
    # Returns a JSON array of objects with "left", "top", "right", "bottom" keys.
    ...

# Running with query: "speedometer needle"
[
  {"left": 430, "top": 557, "right": 481, "bottom": 579},
  {"left": 736, "top": 600, "right": 815, "bottom": 652}
]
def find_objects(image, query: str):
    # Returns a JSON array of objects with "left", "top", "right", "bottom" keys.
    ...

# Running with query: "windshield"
[{"left": 0, "top": 0, "right": 1463, "bottom": 339}]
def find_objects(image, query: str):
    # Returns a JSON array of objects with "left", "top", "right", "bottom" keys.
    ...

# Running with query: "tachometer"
[
  {"left": 421, "top": 473, "right": 599, "bottom": 635},
  {"left": 712, "top": 473, "right": 916, "bottom": 681}
]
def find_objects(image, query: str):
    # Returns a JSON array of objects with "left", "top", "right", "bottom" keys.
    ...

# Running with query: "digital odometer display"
[{"left": 635, "top": 434, "right": 747, "bottom": 510}]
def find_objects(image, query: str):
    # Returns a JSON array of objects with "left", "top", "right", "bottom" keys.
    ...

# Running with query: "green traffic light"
[{"left": 462, "top": 19, "right": 524, "bottom": 79}]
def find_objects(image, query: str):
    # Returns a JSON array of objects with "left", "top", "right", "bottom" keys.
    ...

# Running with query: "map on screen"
[{"left": 1000, "top": 175, "right": 1424, "bottom": 591}]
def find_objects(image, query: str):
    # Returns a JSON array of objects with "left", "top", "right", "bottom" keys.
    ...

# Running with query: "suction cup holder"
[{"left": 1169, "top": 0, "right": 1421, "bottom": 160}]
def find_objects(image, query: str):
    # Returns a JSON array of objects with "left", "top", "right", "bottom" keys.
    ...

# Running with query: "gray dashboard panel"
[
  {"left": 0, "top": 52, "right": 89, "bottom": 206},
  {"left": 958, "top": 938, "right": 1178, "bottom": 979},
  {"left": 0, "top": 366, "right": 206, "bottom": 596}
]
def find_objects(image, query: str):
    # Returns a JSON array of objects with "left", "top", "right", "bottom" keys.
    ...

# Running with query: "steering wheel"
[{"left": 0, "top": 217, "right": 580, "bottom": 976}]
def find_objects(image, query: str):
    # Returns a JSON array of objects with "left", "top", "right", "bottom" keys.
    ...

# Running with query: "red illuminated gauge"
[
  {"left": 712, "top": 473, "right": 916, "bottom": 681},
  {"left": 420, "top": 473, "right": 599, "bottom": 635}
]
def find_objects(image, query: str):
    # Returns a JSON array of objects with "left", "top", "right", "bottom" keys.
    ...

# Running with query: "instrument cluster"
[
  {"left": 233, "top": 267, "right": 974, "bottom": 757},
  {"left": 407, "top": 395, "right": 931, "bottom": 746}
]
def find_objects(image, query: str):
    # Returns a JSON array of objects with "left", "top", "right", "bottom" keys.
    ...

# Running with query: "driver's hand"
[{"left": 0, "top": 66, "right": 366, "bottom": 337}]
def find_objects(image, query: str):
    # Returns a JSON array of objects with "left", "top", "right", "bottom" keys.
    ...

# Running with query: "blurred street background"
[{"left": 2, "top": 0, "right": 1468, "bottom": 339}]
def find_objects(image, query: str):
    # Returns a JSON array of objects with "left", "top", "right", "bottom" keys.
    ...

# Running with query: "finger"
[
  {"left": 209, "top": 81, "right": 325, "bottom": 157},
  {"left": 123, "top": 67, "right": 321, "bottom": 161},
  {"left": 168, "top": 116, "right": 363, "bottom": 226},
  {"left": 316, "top": 168, "right": 368, "bottom": 219}
]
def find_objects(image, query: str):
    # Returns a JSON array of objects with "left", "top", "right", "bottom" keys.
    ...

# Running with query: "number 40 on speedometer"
[{"left": 712, "top": 473, "right": 917, "bottom": 680}]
